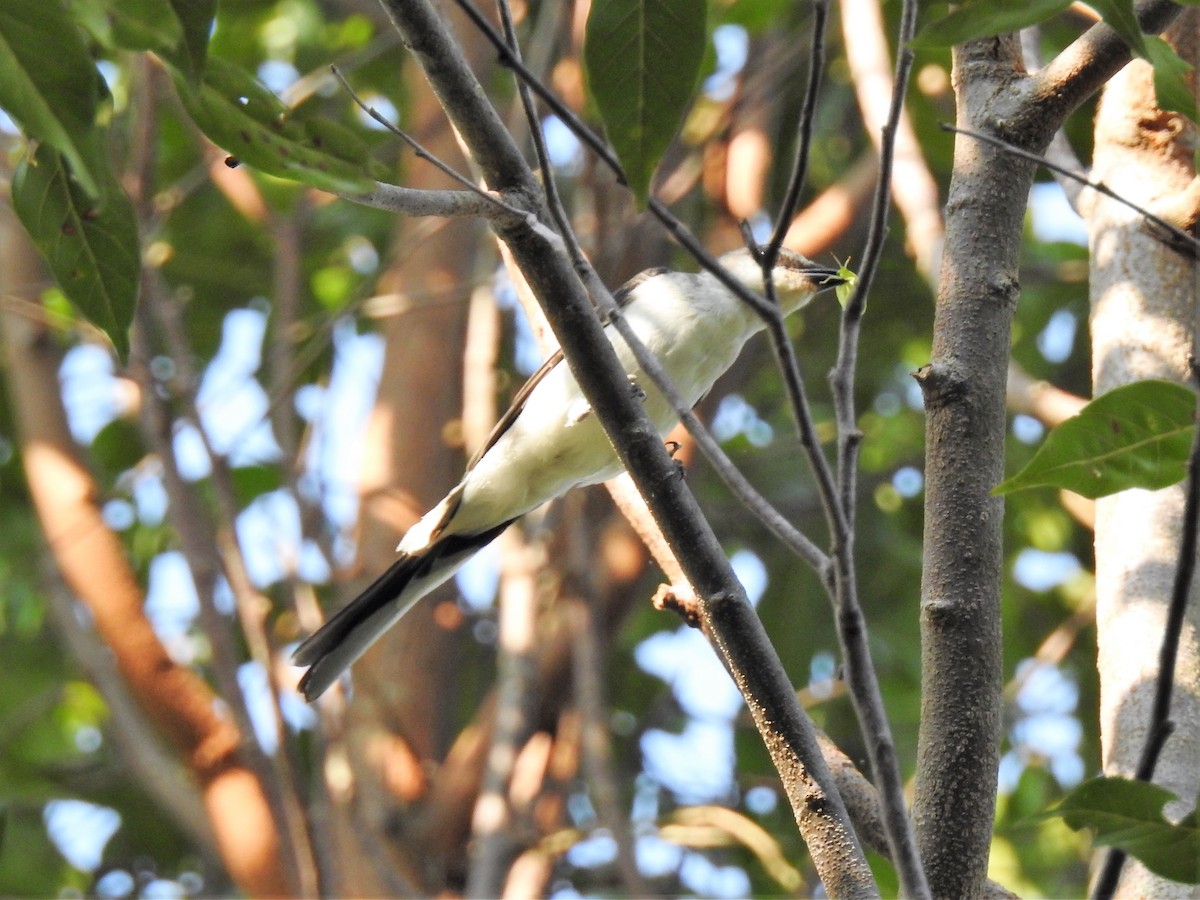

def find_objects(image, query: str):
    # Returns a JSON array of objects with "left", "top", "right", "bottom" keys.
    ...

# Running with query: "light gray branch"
[
  {"left": 346, "top": 181, "right": 521, "bottom": 220},
  {"left": 827, "top": 0, "right": 930, "bottom": 895}
]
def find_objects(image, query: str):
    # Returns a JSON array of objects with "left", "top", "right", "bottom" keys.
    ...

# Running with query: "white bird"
[{"left": 294, "top": 248, "right": 842, "bottom": 699}]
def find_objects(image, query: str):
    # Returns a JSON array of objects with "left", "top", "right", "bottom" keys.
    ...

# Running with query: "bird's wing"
[
  {"left": 465, "top": 348, "right": 565, "bottom": 471},
  {"left": 464, "top": 267, "right": 669, "bottom": 471},
  {"left": 295, "top": 266, "right": 677, "bottom": 699}
]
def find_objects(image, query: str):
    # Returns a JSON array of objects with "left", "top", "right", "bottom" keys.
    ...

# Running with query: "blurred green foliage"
[{"left": 0, "top": 0, "right": 1143, "bottom": 895}]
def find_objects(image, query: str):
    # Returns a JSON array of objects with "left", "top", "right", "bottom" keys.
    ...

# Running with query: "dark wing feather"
[
  {"left": 612, "top": 266, "right": 668, "bottom": 306},
  {"left": 293, "top": 552, "right": 424, "bottom": 668},
  {"left": 465, "top": 349, "right": 564, "bottom": 470},
  {"left": 294, "top": 518, "right": 516, "bottom": 699},
  {"left": 465, "top": 267, "right": 669, "bottom": 471}
]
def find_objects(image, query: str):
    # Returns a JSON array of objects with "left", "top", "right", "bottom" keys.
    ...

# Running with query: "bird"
[{"left": 293, "top": 247, "right": 843, "bottom": 700}]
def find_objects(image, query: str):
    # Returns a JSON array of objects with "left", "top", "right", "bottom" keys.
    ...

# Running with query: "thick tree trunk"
[
  {"left": 913, "top": 35, "right": 1034, "bottom": 897},
  {"left": 1086, "top": 13, "right": 1200, "bottom": 897}
]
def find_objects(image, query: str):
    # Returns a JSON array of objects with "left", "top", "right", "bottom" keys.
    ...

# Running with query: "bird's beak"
[{"left": 804, "top": 267, "right": 845, "bottom": 290}]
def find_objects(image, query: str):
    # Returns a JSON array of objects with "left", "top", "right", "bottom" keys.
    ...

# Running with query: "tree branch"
[
  {"left": 0, "top": 222, "right": 290, "bottom": 897},
  {"left": 824, "top": 0, "right": 931, "bottom": 895},
  {"left": 1024, "top": 0, "right": 1184, "bottom": 130},
  {"left": 763, "top": 0, "right": 830, "bottom": 262},
  {"left": 378, "top": 0, "right": 876, "bottom": 892},
  {"left": 942, "top": 123, "right": 1199, "bottom": 258}
]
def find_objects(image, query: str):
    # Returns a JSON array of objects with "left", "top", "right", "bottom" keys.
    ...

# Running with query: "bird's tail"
[{"left": 294, "top": 520, "right": 513, "bottom": 700}]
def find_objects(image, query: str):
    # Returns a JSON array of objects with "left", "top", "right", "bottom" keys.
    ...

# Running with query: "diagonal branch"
[
  {"left": 942, "top": 123, "right": 1199, "bottom": 259},
  {"left": 377, "top": 0, "right": 876, "bottom": 892},
  {"left": 1018, "top": 0, "right": 1183, "bottom": 134}
]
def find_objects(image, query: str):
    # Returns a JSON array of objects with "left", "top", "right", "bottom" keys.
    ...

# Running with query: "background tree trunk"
[
  {"left": 1086, "top": 12, "right": 1200, "bottom": 897},
  {"left": 0, "top": 188, "right": 291, "bottom": 900}
]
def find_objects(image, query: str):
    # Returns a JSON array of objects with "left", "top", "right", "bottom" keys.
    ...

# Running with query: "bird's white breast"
[{"left": 447, "top": 272, "right": 760, "bottom": 536}]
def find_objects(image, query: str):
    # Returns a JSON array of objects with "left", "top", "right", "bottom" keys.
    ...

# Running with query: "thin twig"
[
  {"left": 942, "top": 123, "right": 1200, "bottom": 258},
  {"left": 764, "top": 0, "right": 830, "bottom": 264},
  {"left": 334, "top": 65, "right": 495, "bottom": 199},
  {"left": 490, "top": 0, "right": 830, "bottom": 574},
  {"left": 824, "top": 0, "right": 931, "bottom": 895},
  {"left": 331, "top": 64, "right": 534, "bottom": 224},
  {"left": 127, "top": 70, "right": 318, "bottom": 890},
  {"left": 138, "top": 286, "right": 321, "bottom": 894},
  {"left": 734, "top": 0, "right": 856, "bottom": 579}
]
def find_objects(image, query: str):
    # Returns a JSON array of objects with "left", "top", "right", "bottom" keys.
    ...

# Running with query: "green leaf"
[
  {"left": 174, "top": 57, "right": 382, "bottom": 194},
  {"left": 11, "top": 143, "right": 139, "bottom": 361},
  {"left": 995, "top": 380, "right": 1196, "bottom": 498},
  {"left": 0, "top": 0, "right": 107, "bottom": 197},
  {"left": 911, "top": 0, "right": 1071, "bottom": 48},
  {"left": 165, "top": 0, "right": 215, "bottom": 82},
  {"left": 90, "top": 418, "right": 147, "bottom": 479},
  {"left": 835, "top": 263, "right": 858, "bottom": 309},
  {"left": 230, "top": 465, "right": 283, "bottom": 507},
  {"left": 584, "top": 0, "right": 707, "bottom": 204},
  {"left": 1143, "top": 36, "right": 1198, "bottom": 124},
  {"left": 1053, "top": 777, "right": 1200, "bottom": 885}
]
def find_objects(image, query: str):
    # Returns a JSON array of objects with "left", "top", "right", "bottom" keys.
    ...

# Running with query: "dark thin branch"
[
  {"left": 1137, "top": 378, "right": 1200, "bottom": 775},
  {"left": 383, "top": 1, "right": 875, "bottom": 891},
  {"left": 1092, "top": 367, "right": 1200, "bottom": 900},
  {"left": 490, "top": 0, "right": 829, "bottom": 574},
  {"left": 824, "top": 0, "right": 930, "bottom": 896},
  {"left": 449, "top": 0, "right": 786, "bottom": 321},
  {"left": 333, "top": 65, "right": 471, "bottom": 190},
  {"left": 764, "top": 0, "right": 830, "bottom": 264},
  {"left": 451, "top": 0, "right": 621, "bottom": 171},
  {"left": 732, "top": 0, "right": 855, "bottom": 586},
  {"left": 1044, "top": 130, "right": 1089, "bottom": 210},
  {"left": 759, "top": 311, "right": 850, "bottom": 538},
  {"left": 942, "top": 123, "right": 1200, "bottom": 259},
  {"left": 332, "top": 65, "right": 536, "bottom": 224}
]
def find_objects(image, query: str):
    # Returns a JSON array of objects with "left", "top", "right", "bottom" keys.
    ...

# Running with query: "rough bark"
[
  {"left": 913, "top": 36, "right": 1033, "bottom": 898},
  {"left": 1085, "top": 12, "right": 1200, "bottom": 897},
  {"left": 912, "top": 4, "right": 1185, "bottom": 893}
]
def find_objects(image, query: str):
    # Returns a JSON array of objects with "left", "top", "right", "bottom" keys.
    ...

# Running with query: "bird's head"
[{"left": 717, "top": 247, "right": 844, "bottom": 315}]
